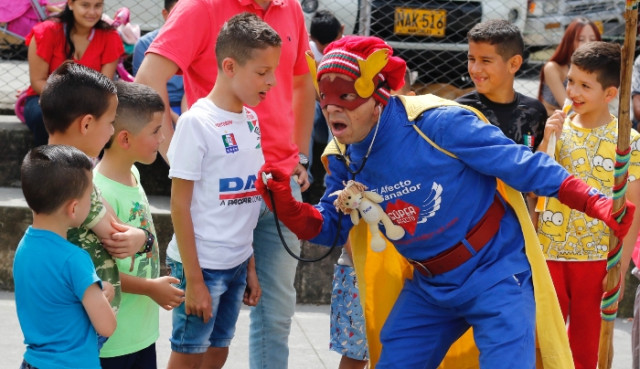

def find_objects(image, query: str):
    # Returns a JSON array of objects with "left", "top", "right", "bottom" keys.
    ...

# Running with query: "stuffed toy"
[{"left": 330, "top": 180, "right": 405, "bottom": 251}]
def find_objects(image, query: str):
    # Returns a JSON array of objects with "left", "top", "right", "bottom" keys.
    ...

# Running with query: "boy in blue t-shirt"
[{"left": 14, "top": 145, "right": 117, "bottom": 369}]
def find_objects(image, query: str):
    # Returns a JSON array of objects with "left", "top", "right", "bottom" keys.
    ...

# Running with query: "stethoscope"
[
  {"left": 261, "top": 171, "right": 338, "bottom": 262},
  {"left": 263, "top": 105, "right": 381, "bottom": 262}
]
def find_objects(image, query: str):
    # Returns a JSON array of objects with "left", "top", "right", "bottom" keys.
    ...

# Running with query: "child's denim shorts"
[{"left": 167, "top": 256, "right": 248, "bottom": 354}]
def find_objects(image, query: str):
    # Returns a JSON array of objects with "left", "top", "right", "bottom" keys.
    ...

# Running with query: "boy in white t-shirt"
[{"left": 165, "top": 13, "right": 282, "bottom": 368}]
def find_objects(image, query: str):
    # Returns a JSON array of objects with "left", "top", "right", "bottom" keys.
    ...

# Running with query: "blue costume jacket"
[{"left": 311, "top": 96, "right": 570, "bottom": 306}]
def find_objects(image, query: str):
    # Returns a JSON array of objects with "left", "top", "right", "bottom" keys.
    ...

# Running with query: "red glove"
[
  {"left": 255, "top": 164, "right": 323, "bottom": 240},
  {"left": 558, "top": 175, "right": 636, "bottom": 240}
]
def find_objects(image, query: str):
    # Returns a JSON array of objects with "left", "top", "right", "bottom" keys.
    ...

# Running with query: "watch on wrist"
[
  {"left": 298, "top": 153, "right": 310, "bottom": 169},
  {"left": 137, "top": 228, "right": 154, "bottom": 255}
]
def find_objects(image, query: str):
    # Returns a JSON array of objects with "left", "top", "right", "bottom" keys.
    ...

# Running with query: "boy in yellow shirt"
[{"left": 538, "top": 41, "right": 640, "bottom": 369}]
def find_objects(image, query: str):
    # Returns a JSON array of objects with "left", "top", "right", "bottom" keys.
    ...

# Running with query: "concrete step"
[
  {"left": 0, "top": 186, "right": 172, "bottom": 291},
  {"left": 0, "top": 116, "right": 32, "bottom": 188},
  {"left": 0, "top": 115, "right": 171, "bottom": 196},
  {"left": 0, "top": 186, "right": 337, "bottom": 304}
]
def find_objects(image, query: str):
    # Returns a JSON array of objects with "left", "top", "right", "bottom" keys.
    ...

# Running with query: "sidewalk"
[
  {"left": 0, "top": 291, "right": 340, "bottom": 368},
  {"left": 0, "top": 290, "right": 635, "bottom": 368}
]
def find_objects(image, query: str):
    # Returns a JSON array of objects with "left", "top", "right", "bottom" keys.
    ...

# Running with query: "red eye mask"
[{"left": 318, "top": 77, "right": 371, "bottom": 110}]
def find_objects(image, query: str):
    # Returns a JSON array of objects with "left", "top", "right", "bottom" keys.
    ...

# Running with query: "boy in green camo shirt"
[{"left": 42, "top": 62, "right": 150, "bottom": 313}]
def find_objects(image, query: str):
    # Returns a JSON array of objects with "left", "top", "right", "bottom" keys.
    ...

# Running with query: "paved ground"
[
  {"left": 0, "top": 289, "right": 635, "bottom": 368},
  {"left": 0, "top": 291, "right": 342, "bottom": 369}
]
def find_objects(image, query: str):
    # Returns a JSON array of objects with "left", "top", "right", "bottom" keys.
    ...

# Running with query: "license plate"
[{"left": 394, "top": 8, "right": 446, "bottom": 37}]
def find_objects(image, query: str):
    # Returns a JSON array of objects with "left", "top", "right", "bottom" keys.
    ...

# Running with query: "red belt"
[{"left": 409, "top": 195, "right": 505, "bottom": 278}]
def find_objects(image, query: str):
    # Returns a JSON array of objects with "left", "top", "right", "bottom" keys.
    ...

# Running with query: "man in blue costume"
[{"left": 255, "top": 36, "right": 635, "bottom": 369}]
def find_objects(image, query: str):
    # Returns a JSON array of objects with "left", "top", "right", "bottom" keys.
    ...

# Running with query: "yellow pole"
[{"left": 597, "top": 2, "right": 638, "bottom": 368}]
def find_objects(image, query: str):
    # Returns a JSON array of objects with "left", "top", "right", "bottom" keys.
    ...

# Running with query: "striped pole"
[{"left": 597, "top": 2, "right": 638, "bottom": 368}]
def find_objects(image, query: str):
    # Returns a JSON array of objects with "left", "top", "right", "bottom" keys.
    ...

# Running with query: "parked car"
[{"left": 525, "top": 0, "right": 625, "bottom": 47}]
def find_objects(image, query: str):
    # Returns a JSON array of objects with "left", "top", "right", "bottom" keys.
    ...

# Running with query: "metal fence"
[
  {"left": 302, "top": 0, "right": 627, "bottom": 98},
  {"left": 0, "top": 0, "right": 628, "bottom": 112}
]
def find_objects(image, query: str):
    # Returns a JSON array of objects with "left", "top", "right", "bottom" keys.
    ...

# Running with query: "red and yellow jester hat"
[{"left": 307, "top": 36, "right": 406, "bottom": 109}]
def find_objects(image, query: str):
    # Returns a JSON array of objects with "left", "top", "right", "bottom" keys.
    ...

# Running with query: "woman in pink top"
[{"left": 24, "top": 0, "right": 124, "bottom": 146}]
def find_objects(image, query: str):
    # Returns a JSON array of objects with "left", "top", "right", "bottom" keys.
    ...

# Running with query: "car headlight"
[
  {"left": 300, "top": 0, "right": 319, "bottom": 13},
  {"left": 528, "top": 0, "right": 559, "bottom": 16}
]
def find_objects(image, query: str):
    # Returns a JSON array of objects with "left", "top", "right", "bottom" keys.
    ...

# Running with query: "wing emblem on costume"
[{"left": 417, "top": 182, "right": 442, "bottom": 224}]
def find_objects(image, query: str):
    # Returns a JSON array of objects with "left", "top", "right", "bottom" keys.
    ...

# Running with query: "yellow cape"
[{"left": 321, "top": 95, "right": 574, "bottom": 369}]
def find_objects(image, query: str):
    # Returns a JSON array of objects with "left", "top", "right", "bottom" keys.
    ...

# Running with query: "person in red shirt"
[
  {"left": 23, "top": 0, "right": 124, "bottom": 147},
  {"left": 134, "top": 1, "right": 315, "bottom": 368}
]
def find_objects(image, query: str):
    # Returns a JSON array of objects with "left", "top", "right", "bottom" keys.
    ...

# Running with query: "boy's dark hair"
[
  {"left": 21, "top": 145, "right": 93, "bottom": 214},
  {"left": 40, "top": 61, "right": 117, "bottom": 135},
  {"left": 310, "top": 10, "right": 342, "bottom": 46},
  {"left": 467, "top": 19, "right": 524, "bottom": 60},
  {"left": 105, "top": 81, "right": 165, "bottom": 149},
  {"left": 164, "top": 0, "right": 178, "bottom": 11},
  {"left": 215, "top": 12, "right": 282, "bottom": 69},
  {"left": 571, "top": 41, "right": 621, "bottom": 89}
]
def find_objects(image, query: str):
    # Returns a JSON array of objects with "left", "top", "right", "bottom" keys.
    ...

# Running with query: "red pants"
[{"left": 547, "top": 260, "right": 607, "bottom": 369}]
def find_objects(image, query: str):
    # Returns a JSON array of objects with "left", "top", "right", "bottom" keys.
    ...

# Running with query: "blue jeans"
[
  {"left": 23, "top": 95, "right": 48, "bottom": 147},
  {"left": 167, "top": 257, "right": 249, "bottom": 353},
  {"left": 249, "top": 177, "right": 301, "bottom": 369}
]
